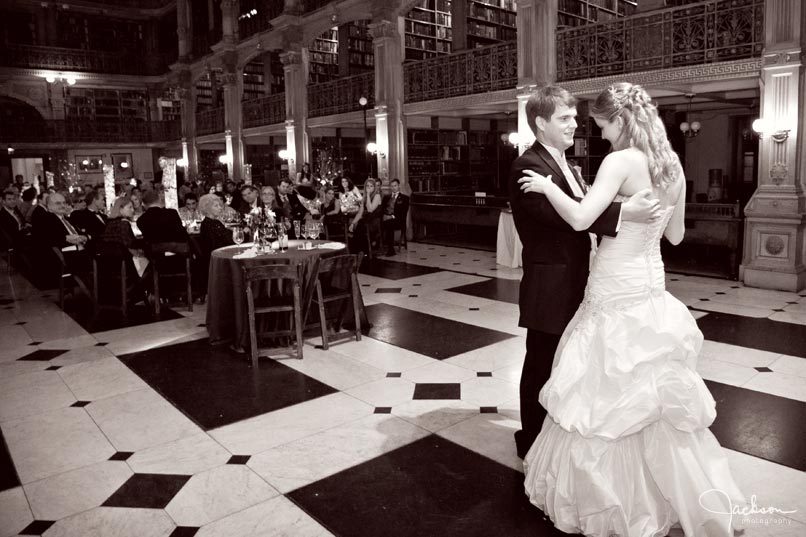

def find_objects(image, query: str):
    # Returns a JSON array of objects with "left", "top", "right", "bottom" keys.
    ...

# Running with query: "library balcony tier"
[
  {"left": 195, "top": 107, "right": 226, "bottom": 137},
  {"left": 0, "top": 44, "right": 174, "bottom": 77},
  {"left": 308, "top": 72, "right": 375, "bottom": 119},
  {"left": 243, "top": 93, "right": 286, "bottom": 129},
  {"left": 556, "top": 0, "right": 764, "bottom": 81},
  {"left": 0, "top": 119, "right": 180, "bottom": 145}
]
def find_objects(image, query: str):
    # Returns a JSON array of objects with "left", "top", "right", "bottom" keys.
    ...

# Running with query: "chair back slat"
[
  {"left": 149, "top": 241, "right": 191, "bottom": 256},
  {"left": 243, "top": 261, "right": 303, "bottom": 284},
  {"left": 93, "top": 241, "right": 130, "bottom": 258},
  {"left": 317, "top": 253, "right": 362, "bottom": 276}
]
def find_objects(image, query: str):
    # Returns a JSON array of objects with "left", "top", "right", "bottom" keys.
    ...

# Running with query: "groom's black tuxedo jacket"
[{"left": 509, "top": 142, "right": 621, "bottom": 335}]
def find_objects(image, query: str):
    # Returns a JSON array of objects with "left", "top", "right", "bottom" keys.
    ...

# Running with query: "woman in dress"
[
  {"left": 101, "top": 196, "right": 149, "bottom": 278},
  {"left": 339, "top": 177, "right": 362, "bottom": 221},
  {"left": 518, "top": 83, "right": 744, "bottom": 537},
  {"left": 198, "top": 193, "right": 234, "bottom": 252},
  {"left": 260, "top": 185, "right": 281, "bottom": 213},
  {"left": 349, "top": 178, "right": 383, "bottom": 250}
]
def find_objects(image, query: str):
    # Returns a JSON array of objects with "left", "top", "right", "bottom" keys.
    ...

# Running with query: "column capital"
[
  {"left": 368, "top": 19, "right": 399, "bottom": 41},
  {"left": 280, "top": 50, "right": 304, "bottom": 67}
]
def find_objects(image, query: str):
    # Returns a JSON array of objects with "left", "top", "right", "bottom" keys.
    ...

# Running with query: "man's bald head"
[{"left": 47, "top": 193, "right": 68, "bottom": 215}]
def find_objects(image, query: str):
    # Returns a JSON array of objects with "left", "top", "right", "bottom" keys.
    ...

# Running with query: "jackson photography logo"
[{"left": 699, "top": 489, "right": 797, "bottom": 528}]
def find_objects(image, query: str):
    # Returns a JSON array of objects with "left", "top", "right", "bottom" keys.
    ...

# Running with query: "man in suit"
[
  {"left": 381, "top": 178, "right": 409, "bottom": 256},
  {"left": 31, "top": 192, "right": 91, "bottom": 286},
  {"left": 1, "top": 190, "right": 30, "bottom": 249},
  {"left": 69, "top": 189, "right": 107, "bottom": 241},
  {"left": 509, "top": 85, "right": 659, "bottom": 459},
  {"left": 236, "top": 185, "right": 259, "bottom": 216},
  {"left": 277, "top": 178, "right": 307, "bottom": 235},
  {"left": 136, "top": 189, "right": 190, "bottom": 244}
]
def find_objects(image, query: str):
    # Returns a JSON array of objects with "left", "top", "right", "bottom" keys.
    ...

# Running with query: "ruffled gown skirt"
[{"left": 523, "top": 219, "right": 745, "bottom": 537}]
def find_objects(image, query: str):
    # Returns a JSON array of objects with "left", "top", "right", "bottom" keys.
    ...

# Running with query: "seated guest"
[
  {"left": 19, "top": 187, "right": 36, "bottom": 224},
  {"left": 135, "top": 189, "right": 189, "bottom": 245},
  {"left": 260, "top": 186, "right": 281, "bottom": 213},
  {"left": 129, "top": 188, "right": 145, "bottom": 220},
  {"left": 237, "top": 185, "right": 259, "bottom": 215},
  {"left": 32, "top": 192, "right": 90, "bottom": 283},
  {"left": 69, "top": 189, "right": 107, "bottom": 241},
  {"left": 101, "top": 197, "right": 148, "bottom": 277},
  {"left": 178, "top": 179, "right": 193, "bottom": 204},
  {"left": 349, "top": 178, "right": 382, "bottom": 249},
  {"left": 1, "top": 189, "right": 30, "bottom": 248},
  {"left": 277, "top": 178, "right": 307, "bottom": 225},
  {"left": 178, "top": 193, "right": 201, "bottom": 223},
  {"left": 338, "top": 177, "right": 362, "bottom": 218},
  {"left": 198, "top": 194, "right": 234, "bottom": 252},
  {"left": 381, "top": 178, "right": 409, "bottom": 256}
]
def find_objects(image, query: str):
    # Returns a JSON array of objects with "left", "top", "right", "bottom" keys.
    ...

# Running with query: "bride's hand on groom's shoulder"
[{"left": 518, "top": 170, "right": 552, "bottom": 194}]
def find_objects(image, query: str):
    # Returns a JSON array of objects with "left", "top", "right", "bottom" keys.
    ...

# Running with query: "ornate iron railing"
[
  {"left": 556, "top": 0, "right": 764, "bottom": 81},
  {"left": 196, "top": 107, "right": 226, "bottom": 136},
  {"left": 238, "top": 0, "right": 284, "bottom": 40},
  {"left": 74, "top": 0, "right": 173, "bottom": 7},
  {"left": 0, "top": 120, "right": 181, "bottom": 144},
  {"left": 404, "top": 41, "right": 517, "bottom": 104},
  {"left": 308, "top": 72, "right": 375, "bottom": 118},
  {"left": 0, "top": 44, "right": 171, "bottom": 76},
  {"left": 242, "top": 93, "right": 286, "bottom": 128},
  {"left": 411, "top": 193, "right": 510, "bottom": 208}
]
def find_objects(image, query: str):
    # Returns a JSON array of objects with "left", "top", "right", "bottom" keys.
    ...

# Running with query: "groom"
[{"left": 509, "top": 85, "right": 660, "bottom": 458}]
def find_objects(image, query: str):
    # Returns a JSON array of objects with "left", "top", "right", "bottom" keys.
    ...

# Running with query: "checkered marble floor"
[{"left": 0, "top": 243, "right": 804, "bottom": 537}]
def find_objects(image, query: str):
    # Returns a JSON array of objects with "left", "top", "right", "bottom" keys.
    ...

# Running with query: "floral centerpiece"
[{"left": 246, "top": 206, "right": 278, "bottom": 252}]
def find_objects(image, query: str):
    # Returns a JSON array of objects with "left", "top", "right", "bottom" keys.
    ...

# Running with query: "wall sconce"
[
  {"left": 176, "top": 158, "right": 188, "bottom": 167},
  {"left": 752, "top": 118, "right": 790, "bottom": 143},
  {"left": 278, "top": 149, "right": 290, "bottom": 160},
  {"left": 500, "top": 132, "right": 519, "bottom": 146},
  {"left": 679, "top": 94, "right": 700, "bottom": 139},
  {"left": 218, "top": 154, "right": 231, "bottom": 165},
  {"left": 366, "top": 142, "right": 386, "bottom": 158}
]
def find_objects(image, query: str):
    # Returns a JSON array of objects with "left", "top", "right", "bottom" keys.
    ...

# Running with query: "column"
[
  {"left": 741, "top": 0, "right": 806, "bottom": 291},
  {"left": 222, "top": 68, "right": 244, "bottom": 181},
  {"left": 179, "top": 85, "right": 199, "bottom": 177},
  {"left": 515, "top": 0, "right": 556, "bottom": 155},
  {"left": 369, "top": 17, "right": 407, "bottom": 192},
  {"left": 450, "top": 0, "right": 468, "bottom": 52},
  {"left": 281, "top": 48, "right": 310, "bottom": 180},
  {"left": 176, "top": 0, "right": 191, "bottom": 62},
  {"left": 221, "top": 0, "right": 238, "bottom": 44}
]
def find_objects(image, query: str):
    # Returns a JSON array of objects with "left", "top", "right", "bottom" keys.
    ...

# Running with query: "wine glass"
[
  {"left": 232, "top": 227, "right": 245, "bottom": 246},
  {"left": 293, "top": 220, "right": 301, "bottom": 240}
]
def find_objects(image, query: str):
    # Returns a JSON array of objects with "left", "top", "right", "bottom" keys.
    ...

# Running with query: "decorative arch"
[{"left": 0, "top": 85, "right": 50, "bottom": 120}]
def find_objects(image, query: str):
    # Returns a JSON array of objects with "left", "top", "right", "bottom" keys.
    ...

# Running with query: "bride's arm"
[
  {"left": 523, "top": 152, "right": 628, "bottom": 232},
  {"left": 664, "top": 177, "right": 686, "bottom": 245}
]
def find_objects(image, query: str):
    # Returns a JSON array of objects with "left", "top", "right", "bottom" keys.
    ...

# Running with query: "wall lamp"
[
  {"left": 366, "top": 142, "right": 385, "bottom": 158},
  {"left": 752, "top": 118, "right": 790, "bottom": 143},
  {"left": 43, "top": 73, "right": 76, "bottom": 85}
]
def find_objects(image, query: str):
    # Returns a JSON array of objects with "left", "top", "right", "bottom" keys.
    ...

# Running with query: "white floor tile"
[
  {"left": 23, "top": 460, "right": 132, "bottom": 521},
  {"left": 86, "top": 388, "right": 201, "bottom": 452},
  {"left": 194, "top": 496, "right": 334, "bottom": 537},
  {"left": 0, "top": 487, "right": 33, "bottom": 537},
  {"left": 44, "top": 507, "right": 175, "bottom": 537},
  {"left": 699, "top": 341, "right": 781, "bottom": 368},
  {"left": 401, "top": 361, "right": 476, "bottom": 384},
  {"left": 691, "top": 301, "right": 773, "bottom": 318},
  {"left": 58, "top": 357, "right": 148, "bottom": 402},
  {"left": 247, "top": 414, "right": 429, "bottom": 493},
  {"left": 344, "top": 377, "right": 416, "bottom": 407},
  {"left": 166, "top": 465, "right": 279, "bottom": 526},
  {"left": 742, "top": 372, "right": 806, "bottom": 403},
  {"left": 127, "top": 433, "right": 231, "bottom": 475},
  {"left": 436, "top": 412, "right": 522, "bottom": 472},
  {"left": 276, "top": 346, "right": 386, "bottom": 391},
  {"left": 2, "top": 407, "right": 115, "bottom": 483},
  {"left": 0, "top": 370, "right": 76, "bottom": 422},
  {"left": 333, "top": 338, "right": 433, "bottom": 372},
  {"left": 768, "top": 355, "right": 806, "bottom": 379},
  {"left": 209, "top": 392, "right": 373, "bottom": 455},
  {"left": 460, "top": 376, "right": 520, "bottom": 407},
  {"left": 391, "top": 399, "right": 478, "bottom": 433}
]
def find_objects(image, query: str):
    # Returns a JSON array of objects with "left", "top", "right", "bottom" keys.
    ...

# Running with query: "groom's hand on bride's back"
[{"left": 622, "top": 189, "right": 661, "bottom": 223}]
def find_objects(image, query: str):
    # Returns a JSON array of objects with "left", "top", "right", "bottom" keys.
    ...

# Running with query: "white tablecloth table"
[{"left": 496, "top": 210, "right": 522, "bottom": 268}]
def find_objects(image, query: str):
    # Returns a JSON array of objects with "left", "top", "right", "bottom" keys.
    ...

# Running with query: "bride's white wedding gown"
[{"left": 523, "top": 200, "right": 745, "bottom": 537}]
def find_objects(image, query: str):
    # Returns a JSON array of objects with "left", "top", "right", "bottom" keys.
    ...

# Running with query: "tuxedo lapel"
[{"left": 529, "top": 144, "right": 574, "bottom": 198}]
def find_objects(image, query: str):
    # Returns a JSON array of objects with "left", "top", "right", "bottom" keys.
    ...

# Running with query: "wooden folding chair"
[
  {"left": 311, "top": 253, "right": 363, "bottom": 350},
  {"left": 92, "top": 241, "right": 144, "bottom": 320},
  {"left": 243, "top": 261, "right": 311, "bottom": 367},
  {"left": 52, "top": 247, "right": 90, "bottom": 310},
  {"left": 148, "top": 241, "right": 193, "bottom": 316}
]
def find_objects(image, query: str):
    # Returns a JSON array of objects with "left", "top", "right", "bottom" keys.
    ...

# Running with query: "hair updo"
[{"left": 591, "top": 83, "right": 682, "bottom": 189}]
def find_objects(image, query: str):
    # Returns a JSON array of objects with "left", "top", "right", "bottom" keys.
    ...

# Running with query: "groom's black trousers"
[{"left": 515, "top": 329, "right": 562, "bottom": 458}]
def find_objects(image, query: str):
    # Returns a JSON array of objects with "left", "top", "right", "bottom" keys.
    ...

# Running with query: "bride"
[{"left": 517, "top": 83, "right": 745, "bottom": 537}]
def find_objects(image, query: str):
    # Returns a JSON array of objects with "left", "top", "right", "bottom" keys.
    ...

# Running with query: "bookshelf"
[
  {"left": 558, "top": 0, "right": 637, "bottom": 29},
  {"left": 309, "top": 27, "right": 339, "bottom": 84},
  {"left": 195, "top": 71, "right": 223, "bottom": 110},
  {"left": 568, "top": 104, "right": 610, "bottom": 183},
  {"left": 465, "top": 0, "right": 517, "bottom": 49},
  {"left": 343, "top": 20, "right": 374, "bottom": 74},
  {"left": 407, "top": 128, "right": 498, "bottom": 193},
  {"left": 64, "top": 88, "right": 148, "bottom": 121},
  {"left": 404, "top": 0, "right": 452, "bottom": 62},
  {"left": 242, "top": 55, "right": 284, "bottom": 102}
]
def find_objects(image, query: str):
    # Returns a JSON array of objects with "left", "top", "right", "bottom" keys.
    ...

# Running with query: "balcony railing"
[
  {"left": 238, "top": 1, "right": 284, "bottom": 41},
  {"left": 0, "top": 44, "right": 171, "bottom": 76},
  {"left": 556, "top": 0, "right": 764, "bottom": 81},
  {"left": 75, "top": 0, "right": 173, "bottom": 7},
  {"left": 308, "top": 72, "right": 375, "bottom": 118},
  {"left": 0, "top": 120, "right": 181, "bottom": 144},
  {"left": 196, "top": 107, "right": 226, "bottom": 136},
  {"left": 243, "top": 93, "right": 286, "bottom": 128},
  {"left": 404, "top": 41, "right": 517, "bottom": 104}
]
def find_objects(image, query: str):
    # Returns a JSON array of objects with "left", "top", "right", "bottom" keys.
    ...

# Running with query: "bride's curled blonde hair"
[{"left": 591, "top": 83, "right": 682, "bottom": 189}]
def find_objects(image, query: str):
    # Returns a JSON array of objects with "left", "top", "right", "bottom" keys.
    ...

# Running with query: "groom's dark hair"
[{"left": 526, "top": 86, "right": 577, "bottom": 135}]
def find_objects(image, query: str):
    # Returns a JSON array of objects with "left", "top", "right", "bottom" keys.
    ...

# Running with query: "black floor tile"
[
  {"left": 17, "top": 349, "right": 69, "bottom": 362},
  {"left": 103, "top": 473, "right": 190, "bottom": 509},
  {"left": 287, "top": 435, "right": 558, "bottom": 537},
  {"left": 19, "top": 520, "right": 55, "bottom": 535},
  {"left": 413, "top": 383, "right": 461, "bottom": 400},
  {"left": 169, "top": 528, "right": 200, "bottom": 537},
  {"left": 119, "top": 338, "right": 338, "bottom": 430},
  {"left": 227, "top": 455, "right": 251, "bottom": 465},
  {"left": 448, "top": 278, "right": 520, "bottom": 305},
  {"left": 365, "top": 303, "right": 515, "bottom": 360},
  {"left": 0, "top": 429, "right": 20, "bottom": 492},
  {"left": 707, "top": 380, "right": 806, "bottom": 471},
  {"left": 65, "top": 300, "right": 183, "bottom": 334},
  {"left": 108, "top": 451, "right": 134, "bottom": 461},
  {"left": 359, "top": 259, "right": 442, "bottom": 280},
  {"left": 695, "top": 311, "right": 806, "bottom": 358}
]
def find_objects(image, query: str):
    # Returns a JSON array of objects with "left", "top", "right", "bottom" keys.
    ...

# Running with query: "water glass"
[
  {"left": 232, "top": 228, "right": 244, "bottom": 245},
  {"left": 293, "top": 220, "right": 301, "bottom": 240}
]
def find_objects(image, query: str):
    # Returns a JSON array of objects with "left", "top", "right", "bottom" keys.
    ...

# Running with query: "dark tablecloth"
[{"left": 206, "top": 240, "right": 352, "bottom": 349}]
